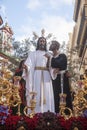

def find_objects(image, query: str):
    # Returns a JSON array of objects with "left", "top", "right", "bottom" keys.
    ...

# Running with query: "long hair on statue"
[{"left": 36, "top": 37, "right": 47, "bottom": 51}]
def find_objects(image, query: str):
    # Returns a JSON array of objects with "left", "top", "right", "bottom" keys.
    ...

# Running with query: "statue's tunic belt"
[{"left": 35, "top": 66, "right": 49, "bottom": 71}]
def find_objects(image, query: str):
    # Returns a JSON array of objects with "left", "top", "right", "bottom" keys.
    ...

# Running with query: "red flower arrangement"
[
  {"left": 0, "top": 111, "right": 87, "bottom": 130},
  {"left": 5, "top": 115, "right": 38, "bottom": 130}
]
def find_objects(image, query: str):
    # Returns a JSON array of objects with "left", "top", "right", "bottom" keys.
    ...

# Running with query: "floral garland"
[
  {"left": 0, "top": 111, "right": 86, "bottom": 130},
  {"left": 5, "top": 115, "right": 38, "bottom": 130}
]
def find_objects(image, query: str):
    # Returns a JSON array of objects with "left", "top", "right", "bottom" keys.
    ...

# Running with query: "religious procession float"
[{"left": 0, "top": 58, "right": 87, "bottom": 130}]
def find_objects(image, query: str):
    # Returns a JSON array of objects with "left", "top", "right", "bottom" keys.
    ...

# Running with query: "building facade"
[
  {"left": 71, "top": 0, "right": 87, "bottom": 74},
  {"left": 0, "top": 22, "right": 13, "bottom": 54},
  {"left": 0, "top": 16, "right": 19, "bottom": 71}
]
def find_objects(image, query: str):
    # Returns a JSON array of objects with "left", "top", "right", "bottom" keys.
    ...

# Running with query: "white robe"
[{"left": 23, "top": 50, "right": 54, "bottom": 113}]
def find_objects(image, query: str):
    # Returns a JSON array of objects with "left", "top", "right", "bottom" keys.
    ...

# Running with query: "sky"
[{"left": 0, "top": 0, "right": 75, "bottom": 44}]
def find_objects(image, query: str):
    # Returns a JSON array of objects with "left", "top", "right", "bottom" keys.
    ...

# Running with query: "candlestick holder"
[
  {"left": 24, "top": 91, "right": 37, "bottom": 118},
  {"left": 59, "top": 93, "right": 72, "bottom": 119}
]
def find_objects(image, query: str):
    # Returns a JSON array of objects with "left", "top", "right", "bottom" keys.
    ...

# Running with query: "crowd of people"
[{"left": 13, "top": 36, "right": 73, "bottom": 114}]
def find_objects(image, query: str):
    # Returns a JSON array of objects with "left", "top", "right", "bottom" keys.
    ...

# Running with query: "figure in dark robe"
[
  {"left": 47, "top": 40, "right": 73, "bottom": 113},
  {"left": 12, "top": 60, "right": 26, "bottom": 115}
]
